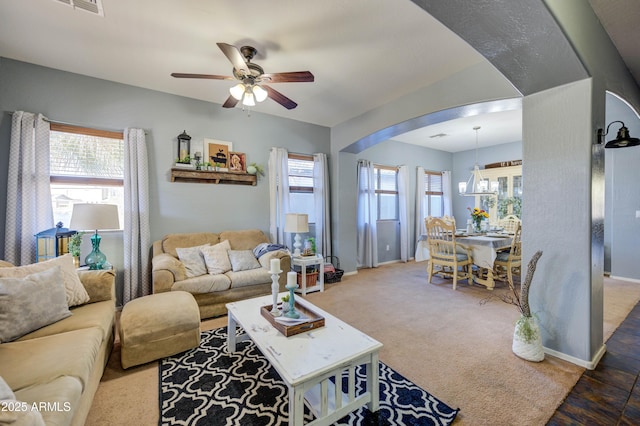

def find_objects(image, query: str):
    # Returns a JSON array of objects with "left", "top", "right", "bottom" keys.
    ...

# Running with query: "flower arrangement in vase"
[{"left": 468, "top": 207, "right": 489, "bottom": 232}]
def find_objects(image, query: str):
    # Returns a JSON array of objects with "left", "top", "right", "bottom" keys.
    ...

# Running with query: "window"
[
  {"left": 49, "top": 123, "right": 124, "bottom": 228},
  {"left": 374, "top": 165, "right": 398, "bottom": 220},
  {"left": 423, "top": 170, "right": 444, "bottom": 217},
  {"left": 287, "top": 154, "right": 315, "bottom": 223}
]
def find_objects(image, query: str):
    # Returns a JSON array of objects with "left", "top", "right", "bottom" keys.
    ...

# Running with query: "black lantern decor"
[
  {"left": 177, "top": 130, "right": 191, "bottom": 163},
  {"left": 35, "top": 222, "right": 77, "bottom": 263}
]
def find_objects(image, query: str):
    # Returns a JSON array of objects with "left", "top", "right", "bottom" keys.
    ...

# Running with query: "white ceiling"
[
  {"left": 391, "top": 109, "right": 523, "bottom": 153},
  {"left": 0, "top": 0, "right": 637, "bottom": 153}
]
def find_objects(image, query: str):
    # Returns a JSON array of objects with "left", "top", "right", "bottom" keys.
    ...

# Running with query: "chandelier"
[{"left": 458, "top": 126, "right": 498, "bottom": 197}]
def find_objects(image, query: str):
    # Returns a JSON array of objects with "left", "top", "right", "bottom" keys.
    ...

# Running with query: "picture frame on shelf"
[
  {"left": 228, "top": 152, "right": 246, "bottom": 173},
  {"left": 204, "top": 138, "right": 233, "bottom": 172}
]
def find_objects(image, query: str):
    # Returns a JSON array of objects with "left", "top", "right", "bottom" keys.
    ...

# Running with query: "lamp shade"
[
  {"left": 229, "top": 83, "right": 245, "bottom": 100},
  {"left": 69, "top": 204, "right": 120, "bottom": 231},
  {"left": 284, "top": 213, "right": 309, "bottom": 233},
  {"left": 253, "top": 85, "right": 268, "bottom": 102},
  {"left": 605, "top": 124, "right": 640, "bottom": 149}
]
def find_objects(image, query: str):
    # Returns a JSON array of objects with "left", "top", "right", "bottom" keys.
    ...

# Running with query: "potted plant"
[
  {"left": 504, "top": 250, "right": 544, "bottom": 362},
  {"left": 246, "top": 162, "right": 265, "bottom": 177},
  {"left": 68, "top": 232, "right": 84, "bottom": 268},
  {"left": 498, "top": 197, "right": 522, "bottom": 219},
  {"left": 281, "top": 294, "right": 290, "bottom": 312}
]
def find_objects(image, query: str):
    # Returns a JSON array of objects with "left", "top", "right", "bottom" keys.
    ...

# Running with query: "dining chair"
[
  {"left": 425, "top": 217, "right": 473, "bottom": 290},
  {"left": 498, "top": 215, "right": 521, "bottom": 234},
  {"left": 493, "top": 221, "right": 522, "bottom": 290},
  {"left": 426, "top": 215, "right": 456, "bottom": 227}
]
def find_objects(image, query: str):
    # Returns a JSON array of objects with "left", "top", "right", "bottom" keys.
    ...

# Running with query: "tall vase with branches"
[{"left": 506, "top": 250, "right": 544, "bottom": 362}]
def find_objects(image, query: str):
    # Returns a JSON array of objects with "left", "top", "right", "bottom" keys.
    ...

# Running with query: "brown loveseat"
[
  {"left": 152, "top": 229, "right": 291, "bottom": 319},
  {"left": 0, "top": 257, "right": 115, "bottom": 426}
]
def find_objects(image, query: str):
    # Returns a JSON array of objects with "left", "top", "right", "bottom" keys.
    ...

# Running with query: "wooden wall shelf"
[{"left": 170, "top": 168, "right": 257, "bottom": 186}]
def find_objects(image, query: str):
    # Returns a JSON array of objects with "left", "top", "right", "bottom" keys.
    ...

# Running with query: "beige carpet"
[{"left": 85, "top": 261, "right": 640, "bottom": 425}]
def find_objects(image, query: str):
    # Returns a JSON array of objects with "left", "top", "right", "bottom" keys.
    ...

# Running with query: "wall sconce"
[{"left": 597, "top": 121, "right": 640, "bottom": 149}]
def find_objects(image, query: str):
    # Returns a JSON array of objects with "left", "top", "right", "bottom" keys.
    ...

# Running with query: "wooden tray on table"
[{"left": 260, "top": 302, "right": 325, "bottom": 337}]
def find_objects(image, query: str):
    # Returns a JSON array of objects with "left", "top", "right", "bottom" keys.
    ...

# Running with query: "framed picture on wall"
[
  {"left": 204, "top": 138, "right": 233, "bottom": 171},
  {"left": 228, "top": 152, "right": 246, "bottom": 173}
]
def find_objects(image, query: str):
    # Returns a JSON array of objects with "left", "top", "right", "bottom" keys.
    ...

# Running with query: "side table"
[{"left": 291, "top": 254, "right": 324, "bottom": 296}]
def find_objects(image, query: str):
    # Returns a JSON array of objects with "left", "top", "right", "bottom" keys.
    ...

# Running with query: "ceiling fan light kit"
[{"left": 172, "top": 42, "right": 314, "bottom": 112}]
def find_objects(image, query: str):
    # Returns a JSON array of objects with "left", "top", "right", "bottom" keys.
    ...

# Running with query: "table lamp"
[
  {"left": 69, "top": 203, "right": 120, "bottom": 270},
  {"left": 284, "top": 213, "right": 309, "bottom": 257}
]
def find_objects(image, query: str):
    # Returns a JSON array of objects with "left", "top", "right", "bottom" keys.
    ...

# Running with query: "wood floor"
[{"left": 547, "top": 301, "right": 640, "bottom": 425}]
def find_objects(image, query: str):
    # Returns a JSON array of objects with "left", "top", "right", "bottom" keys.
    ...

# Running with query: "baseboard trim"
[
  {"left": 543, "top": 343, "right": 606, "bottom": 370},
  {"left": 609, "top": 275, "right": 640, "bottom": 284},
  {"left": 377, "top": 260, "right": 402, "bottom": 266}
]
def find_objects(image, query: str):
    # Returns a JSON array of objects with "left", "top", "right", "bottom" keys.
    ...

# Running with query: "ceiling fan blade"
[
  {"left": 261, "top": 71, "right": 314, "bottom": 83},
  {"left": 222, "top": 95, "right": 239, "bottom": 108},
  {"left": 171, "top": 73, "right": 234, "bottom": 80},
  {"left": 263, "top": 85, "right": 298, "bottom": 110},
  {"left": 216, "top": 43, "right": 249, "bottom": 75}
]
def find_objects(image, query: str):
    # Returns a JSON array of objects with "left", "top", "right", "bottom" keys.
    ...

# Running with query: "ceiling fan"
[{"left": 171, "top": 43, "right": 314, "bottom": 110}]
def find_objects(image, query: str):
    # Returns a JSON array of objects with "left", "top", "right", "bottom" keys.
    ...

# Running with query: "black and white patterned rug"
[{"left": 159, "top": 327, "right": 459, "bottom": 425}]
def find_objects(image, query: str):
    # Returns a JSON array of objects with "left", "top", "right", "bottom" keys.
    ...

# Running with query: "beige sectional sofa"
[
  {"left": 152, "top": 229, "right": 291, "bottom": 319},
  {"left": 0, "top": 256, "right": 115, "bottom": 426}
]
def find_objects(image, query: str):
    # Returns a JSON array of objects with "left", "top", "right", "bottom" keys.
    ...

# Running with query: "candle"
[
  {"left": 287, "top": 271, "right": 297, "bottom": 286},
  {"left": 270, "top": 258, "right": 280, "bottom": 274}
]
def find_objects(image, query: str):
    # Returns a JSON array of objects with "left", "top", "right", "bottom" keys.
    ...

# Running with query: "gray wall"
[
  {"left": 0, "top": 57, "right": 329, "bottom": 303},
  {"left": 604, "top": 93, "right": 640, "bottom": 280},
  {"left": 331, "top": 62, "right": 520, "bottom": 273},
  {"left": 524, "top": 79, "right": 599, "bottom": 363},
  {"left": 356, "top": 139, "right": 453, "bottom": 264}
]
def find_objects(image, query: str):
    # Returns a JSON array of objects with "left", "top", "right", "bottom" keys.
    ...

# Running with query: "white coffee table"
[{"left": 226, "top": 294, "right": 382, "bottom": 426}]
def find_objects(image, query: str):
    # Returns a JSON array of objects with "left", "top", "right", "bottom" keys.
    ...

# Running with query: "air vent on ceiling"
[
  {"left": 429, "top": 133, "right": 448, "bottom": 138},
  {"left": 53, "top": 0, "right": 104, "bottom": 16}
]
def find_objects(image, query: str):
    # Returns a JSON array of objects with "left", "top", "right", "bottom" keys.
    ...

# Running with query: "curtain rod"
[{"left": 7, "top": 111, "right": 147, "bottom": 135}]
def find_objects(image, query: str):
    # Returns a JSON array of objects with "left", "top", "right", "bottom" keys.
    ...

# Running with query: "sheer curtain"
[
  {"left": 4, "top": 111, "right": 53, "bottom": 265},
  {"left": 268, "top": 147, "right": 290, "bottom": 245},
  {"left": 356, "top": 159, "right": 378, "bottom": 268},
  {"left": 122, "top": 128, "right": 151, "bottom": 304},
  {"left": 313, "top": 153, "right": 331, "bottom": 257},
  {"left": 415, "top": 166, "right": 427, "bottom": 244},
  {"left": 398, "top": 165, "right": 409, "bottom": 262},
  {"left": 442, "top": 170, "right": 453, "bottom": 216}
]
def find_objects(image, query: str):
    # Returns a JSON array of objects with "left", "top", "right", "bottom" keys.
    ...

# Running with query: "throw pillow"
[
  {"left": 201, "top": 240, "right": 232, "bottom": 275},
  {"left": 227, "top": 249, "right": 261, "bottom": 272},
  {"left": 0, "top": 254, "right": 89, "bottom": 307},
  {"left": 0, "top": 267, "right": 72, "bottom": 343},
  {"left": 0, "top": 376, "right": 45, "bottom": 425},
  {"left": 176, "top": 244, "right": 210, "bottom": 278}
]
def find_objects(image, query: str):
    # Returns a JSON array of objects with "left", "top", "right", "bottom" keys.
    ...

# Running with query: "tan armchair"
[
  {"left": 494, "top": 222, "right": 522, "bottom": 290},
  {"left": 425, "top": 217, "right": 473, "bottom": 290}
]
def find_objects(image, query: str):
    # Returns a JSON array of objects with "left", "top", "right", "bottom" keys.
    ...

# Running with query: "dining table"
[
  {"left": 456, "top": 234, "right": 513, "bottom": 290},
  {"left": 415, "top": 232, "right": 513, "bottom": 290}
]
